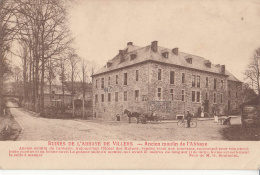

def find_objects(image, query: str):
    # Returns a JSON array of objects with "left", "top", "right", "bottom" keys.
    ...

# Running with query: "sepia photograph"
[
  {"left": 1, "top": 0, "right": 260, "bottom": 142},
  {"left": 1, "top": 0, "right": 260, "bottom": 170}
]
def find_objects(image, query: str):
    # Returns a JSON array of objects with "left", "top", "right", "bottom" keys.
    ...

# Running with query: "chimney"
[
  {"left": 221, "top": 65, "right": 225, "bottom": 74},
  {"left": 151, "top": 41, "right": 158, "bottom": 52},
  {"left": 172, "top": 48, "right": 178, "bottom": 55},
  {"left": 119, "top": 50, "right": 124, "bottom": 62},
  {"left": 127, "top": 42, "right": 133, "bottom": 46}
]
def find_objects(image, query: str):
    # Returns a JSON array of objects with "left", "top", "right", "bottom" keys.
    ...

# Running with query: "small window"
[
  {"left": 124, "top": 91, "right": 127, "bottom": 101},
  {"left": 181, "top": 90, "right": 185, "bottom": 102},
  {"left": 192, "top": 91, "right": 195, "bottom": 102},
  {"left": 135, "top": 90, "right": 139, "bottom": 101},
  {"left": 95, "top": 94, "right": 98, "bottom": 103},
  {"left": 158, "top": 88, "right": 162, "bottom": 100},
  {"left": 186, "top": 58, "right": 192, "bottom": 64},
  {"left": 220, "top": 93, "right": 223, "bottom": 103},
  {"left": 197, "top": 76, "right": 200, "bottom": 88},
  {"left": 101, "top": 78, "right": 104, "bottom": 89},
  {"left": 206, "top": 77, "right": 209, "bottom": 87},
  {"left": 170, "top": 71, "right": 175, "bottom": 84},
  {"left": 101, "top": 94, "right": 104, "bottom": 102},
  {"left": 196, "top": 91, "right": 200, "bottom": 102},
  {"left": 182, "top": 73, "right": 185, "bottom": 83},
  {"left": 115, "top": 92, "right": 118, "bottom": 102},
  {"left": 192, "top": 75, "right": 196, "bottom": 87},
  {"left": 130, "top": 54, "right": 137, "bottom": 60},
  {"left": 158, "top": 69, "right": 162, "bottom": 80},
  {"left": 136, "top": 70, "right": 139, "bottom": 81},
  {"left": 108, "top": 93, "right": 111, "bottom": 102},
  {"left": 52, "top": 95, "right": 54, "bottom": 99},
  {"left": 205, "top": 92, "right": 208, "bottom": 100},
  {"left": 162, "top": 52, "right": 169, "bottom": 58},
  {"left": 214, "top": 93, "right": 216, "bottom": 104},
  {"left": 96, "top": 79, "right": 98, "bottom": 88},
  {"left": 170, "top": 89, "right": 174, "bottom": 101},
  {"left": 116, "top": 75, "right": 118, "bottom": 84},
  {"left": 124, "top": 73, "right": 127, "bottom": 85},
  {"left": 236, "top": 91, "right": 238, "bottom": 98},
  {"left": 108, "top": 77, "right": 110, "bottom": 86},
  {"left": 214, "top": 78, "right": 217, "bottom": 90}
]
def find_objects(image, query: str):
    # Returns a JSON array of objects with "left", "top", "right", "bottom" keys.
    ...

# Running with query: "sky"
[{"left": 67, "top": 0, "right": 260, "bottom": 82}]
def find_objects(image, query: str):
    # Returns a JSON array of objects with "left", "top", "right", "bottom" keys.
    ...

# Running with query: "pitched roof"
[
  {"left": 226, "top": 70, "right": 242, "bottom": 82},
  {"left": 93, "top": 42, "right": 240, "bottom": 82}
]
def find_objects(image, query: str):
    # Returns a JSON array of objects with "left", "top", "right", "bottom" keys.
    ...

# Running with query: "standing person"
[{"left": 186, "top": 111, "right": 192, "bottom": 128}]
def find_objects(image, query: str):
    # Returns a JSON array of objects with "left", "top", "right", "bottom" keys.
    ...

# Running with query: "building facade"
[{"left": 92, "top": 41, "right": 242, "bottom": 121}]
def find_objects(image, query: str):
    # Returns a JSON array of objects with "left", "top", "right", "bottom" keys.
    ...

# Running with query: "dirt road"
[{"left": 9, "top": 107, "right": 241, "bottom": 141}]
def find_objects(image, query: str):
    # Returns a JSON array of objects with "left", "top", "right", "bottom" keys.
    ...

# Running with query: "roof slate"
[{"left": 94, "top": 42, "right": 241, "bottom": 82}]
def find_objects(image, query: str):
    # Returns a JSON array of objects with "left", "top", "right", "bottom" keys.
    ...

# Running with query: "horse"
[{"left": 124, "top": 109, "right": 142, "bottom": 124}]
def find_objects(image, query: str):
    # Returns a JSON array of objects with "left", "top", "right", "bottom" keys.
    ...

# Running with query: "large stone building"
[{"left": 92, "top": 41, "right": 242, "bottom": 121}]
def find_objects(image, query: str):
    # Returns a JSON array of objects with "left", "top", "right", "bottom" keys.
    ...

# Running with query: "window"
[
  {"left": 124, "top": 91, "right": 127, "bottom": 101},
  {"left": 115, "top": 92, "right": 118, "bottom": 102},
  {"left": 116, "top": 75, "right": 118, "bottom": 84},
  {"left": 157, "top": 88, "right": 162, "bottom": 100},
  {"left": 135, "top": 90, "right": 139, "bottom": 101},
  {"left": 96, "top": 79, "right": 98, "bottom": 88},
  {"left": 192, "top": 75, "right": 196, "bottom": 87},
  {"left": 158, "top": 69, "right": 162, "bottom": 80},
  {"left": 197, "top": 76, "right": 200, "bottom": 88},
  {"left": 205, "top": 92, "right": 208, "bottom": 100},
  {"left": 220, "top": 93, "right": 223, "bottom": 103},
  {"left": 221, "top": 80, "right": 224, "bottom": 89},
  {"left": 170, "top": 71, "right": 175, "bottom": 84},
  {"left": 95, "top": 94, "right": 98, "bottom": 103},
  {"left": 124, "top": 73, "right": 127, "bottom": 85},
  {"left": 52, "top": 95, "right": 54, "bottom": 99},
  {"left": 214, "top": 93, "right": 216, "bottom": 104},
  {"left": 136, "top": 70, "right": 139, "bottom": 81},
  {"left": 101, "top": 94, "right": 104, "bottom": 102},
  {"left": 236, "top": 91, "right": 238, "bottom": 98},
  {"left": 108, "top": 93, "right": 111, "bottom": 102},
  {"left": 170, "top": 89, "right": 174, "bottom": 101},
  {"left": 192, "top": 91, "right": 196, "bottom": 102},
  {"left": 162, "top": 52, "right": 169, "bottom": 58},
  {"left": 214, "top": 78, "right": 217, "bottom": 90},
  {"left": 182, "top": 73, "right": 185, "bottom": 83},
  {"left": 101, "top": 78, "right": 104, "bottom": 89},
  {"left": 181, "top": 90, "right": 185, "bottom": 102},
  {"left": 196, "top": 91, "right": 200, "bottom": 102},
  {"left": 228, "top": 91, "right": 231, "bottom": 97},
  {"left": 206, "top": 77, "right": 208, "bottom": 87},
  {"left": 108, "top": 77, "right": 110, "bottom": 86}
]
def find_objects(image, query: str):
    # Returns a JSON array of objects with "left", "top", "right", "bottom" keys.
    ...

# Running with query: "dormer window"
[
  {"left": 106, "top": 61, "right": 112, "bottom": 68},
  {"left": 186, "top": 58, "right": 193, "bottom": 64},
  {"left": 130, "top": 53, "right": 137, "bottom": 60},
  {"left": 162, "top": 52, "right": 169, "bottom": 58},
  {"left": 204, "top": 60, "right": 211, "bottom": 68}
]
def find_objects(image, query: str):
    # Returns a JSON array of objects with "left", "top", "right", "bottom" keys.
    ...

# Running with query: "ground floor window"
[
  {"left": 115, "top": 92, "right": 118, "bottom": 102},
  {"left": 101, "top": 94, "right": 104, "bottom": 102},
  {"left": 196, "top": 91, "right": 200, "bottom": 102},
  {"left": 181, "top": 90, "right": 185, "bottom": 102},
  {"left": 95, "top": 94, "right": 98, "bottom": 103},
  {"left": 124, "top": 91, "right": 127, "bottom": 101},
  {"left": 108, "top": 93, "right": 111, "bottom": 102},
  {"left": 220, "top": 93, "right": 223, "bottom": 104},
  {"left": 158, "top": 88, "right": 162, "bottom": 100},
  {"left": 135, "top": 90, "right": 139, "bottom": 101},
  {"left": 192, "top": 91, "right": 195, "bottom": 102},
  {"left": 170, "top": 89, "right": 174, "bottom": 101},
  {"left": 213, "top": 93, "right": 216, "bottom": 104}
]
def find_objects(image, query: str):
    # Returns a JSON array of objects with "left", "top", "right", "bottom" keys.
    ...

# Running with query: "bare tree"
[
  {"left": 66, "top": 51, "right": 80, "bottom": 117},
  {"left": 244, "top": 48, "right": 260, "bottom": 94},
  {"left": 0, "top": 0, "right": 18, "bottom": 114}
]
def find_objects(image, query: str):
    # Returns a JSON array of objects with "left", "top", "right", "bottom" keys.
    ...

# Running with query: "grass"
[
  {"left": 222, "top": 124, "right": 260, "bottom": 141},
  {"left": 0, "top": 109, "right": 22, "bottom": 141}
]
